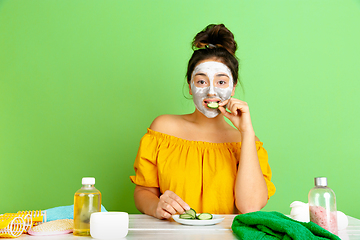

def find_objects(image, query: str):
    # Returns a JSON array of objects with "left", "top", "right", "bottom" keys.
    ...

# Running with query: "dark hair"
[{"left": 186, "top": 24, "right": 239, "bottom": 85}]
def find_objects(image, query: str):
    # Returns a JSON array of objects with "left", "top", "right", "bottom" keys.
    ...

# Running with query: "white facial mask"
[{"left": 190, "top": 61, "right": 234, "bottom": 118}]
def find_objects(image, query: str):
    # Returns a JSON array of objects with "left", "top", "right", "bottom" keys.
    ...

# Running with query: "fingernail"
[{"left": 185, "top": 205, "right": 190, "bottom": 211}]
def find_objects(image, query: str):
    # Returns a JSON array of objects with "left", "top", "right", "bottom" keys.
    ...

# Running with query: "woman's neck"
[{"left": 189, "top": 109, "right": 229, "bottom": 129}]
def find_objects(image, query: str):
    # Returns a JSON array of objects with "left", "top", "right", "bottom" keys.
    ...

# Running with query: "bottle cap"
[
  {"left": 82, "top": 177, "right": 95, "bottom": 185},
  {"left": 314, "top": 177, "right": 327, "bottom": 187}
]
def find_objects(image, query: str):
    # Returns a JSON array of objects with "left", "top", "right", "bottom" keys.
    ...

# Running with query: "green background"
[{"left": 1, "top": 0, "right": 360, "bottom": 218}]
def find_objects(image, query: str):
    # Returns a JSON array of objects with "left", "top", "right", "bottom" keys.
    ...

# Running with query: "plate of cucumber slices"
[{"left": 172, "top": 208, "right": 225, "bottom": 226}]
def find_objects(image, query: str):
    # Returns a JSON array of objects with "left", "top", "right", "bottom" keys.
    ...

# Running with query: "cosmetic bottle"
[
  {"left": 73, "top": 177, "right": 101, "bottom": 236},
  {"left": 308, "top": 177, "right": 338, "bottom": 235}
]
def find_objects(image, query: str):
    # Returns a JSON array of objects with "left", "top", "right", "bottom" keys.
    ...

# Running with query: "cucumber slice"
[
  {"left": 207, "top": 102, "right": 219, "bottom": 109},
  {"left": 179, "top": 208, "right": 213, "bottom": 221},
  {"left": 179, "top": 213, "right": 195, "bottom": 219},
  {"left": 185, "top": 208, "right": 196, "bottom": 219},
  {"left": 197, "top": 213, "right": 213, "bottom": 220}
]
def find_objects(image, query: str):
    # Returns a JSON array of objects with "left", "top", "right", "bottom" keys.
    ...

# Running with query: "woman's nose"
[{"left": 208, "top": 84, "right": 216, "bottom": 96}]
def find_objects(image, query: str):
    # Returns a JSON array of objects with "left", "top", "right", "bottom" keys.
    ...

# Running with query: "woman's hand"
[
  {"left": 218, "top": 98, "right": 254, "bottom": 134},
  {"left": 155, "top": 190, "right": 190, "bottom": 219}
]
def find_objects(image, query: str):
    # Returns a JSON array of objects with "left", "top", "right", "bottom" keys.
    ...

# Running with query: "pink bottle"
[{"left": 308, "top": 177, "right": 338, "bottom": 235}]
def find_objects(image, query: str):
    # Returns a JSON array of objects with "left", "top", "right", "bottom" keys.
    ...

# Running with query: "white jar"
[{"left": 90, "top": 212, "right": 129, "bottom": 239}]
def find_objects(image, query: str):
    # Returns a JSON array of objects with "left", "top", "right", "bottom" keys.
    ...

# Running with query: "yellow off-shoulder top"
[{"left": 130, "top": 128, "right": 276, "bottom": 214}]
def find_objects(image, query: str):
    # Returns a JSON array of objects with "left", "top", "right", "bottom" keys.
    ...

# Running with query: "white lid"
[{"left": 82, "top": 177, "right": 95, "bottom": 185}]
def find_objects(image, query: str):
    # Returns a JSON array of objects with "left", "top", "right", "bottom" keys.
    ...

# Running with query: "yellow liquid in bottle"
[{"left": 73, "top": 189, "right": 101, "bottom": 236}]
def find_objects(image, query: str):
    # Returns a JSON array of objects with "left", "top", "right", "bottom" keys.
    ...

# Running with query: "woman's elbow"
[
  {"left": 236, "top": 204, "right": 261, "bottom": 214},
  {"left": 235, "top": 198, "right": 268, "bottom": 214},
  {"left": 237, "top": 206, "right": 261, "bottom": 214}
]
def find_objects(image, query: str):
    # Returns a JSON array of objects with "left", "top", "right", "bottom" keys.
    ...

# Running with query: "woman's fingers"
[
  {"left": 219, "top": 98, "right": 236, "bottom": 117},
  {"left": 222, "top": 98, "right": 248, "bottom": 116},
  {"left": 218, "top": 105, "right": 232, "bottom": 118},
  {"left": 156, "top": 198, "right": 173, "bottom": 219},
  {"left": 219, "top": 98, "right": 254, "bottom": 133},
  {"left": 156, "top": 206, "right": 172, "bottom": 219},
  {"left": 156, "top": 190, "right": 190, "bottom": 219},
  {"left": 218, "top": 99, "right": 230, "bottom": 108},
  {"left": 166, "top": 192, "right": 190, "bottom": 214},
  {"left": 161, "top": 201, "right": 177, "bottom": 215}
]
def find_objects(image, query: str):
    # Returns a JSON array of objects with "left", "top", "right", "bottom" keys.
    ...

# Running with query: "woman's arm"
[
  {"left": 219, "top": 99, "right": 268, "bottom": 213},
  {"left": 234, "top": 132, "right": 268, "bottom": 213},
  {"left": 134, "top": 185, "right": 190, "bottom": 219}
]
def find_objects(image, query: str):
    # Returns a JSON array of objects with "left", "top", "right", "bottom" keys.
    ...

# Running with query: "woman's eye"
[
  {"left": 218, "top": 80, "right": 226, "bottom": 85},
  {"left": 197, "top": 80, "right": 206, "bottom": 85}
]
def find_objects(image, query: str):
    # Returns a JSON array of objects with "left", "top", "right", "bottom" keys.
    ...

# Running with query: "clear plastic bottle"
[
  {"left": 308, "top": 177, "right": 338, "bottom": 235},
  {"left": 73, "top": 177, "right": 101, "bottom": 236}
]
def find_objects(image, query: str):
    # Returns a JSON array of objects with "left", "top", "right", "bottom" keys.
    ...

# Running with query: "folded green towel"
[{"left": 231, "top": 211, "right": 340, "bottom": 240}]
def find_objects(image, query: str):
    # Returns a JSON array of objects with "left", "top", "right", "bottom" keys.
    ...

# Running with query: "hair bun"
[{"left": 192, "top": 24, "right": 237, "bottom": 55}]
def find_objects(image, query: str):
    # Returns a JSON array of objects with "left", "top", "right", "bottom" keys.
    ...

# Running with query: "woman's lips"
[{"left": 203, "top": 98, "right": 221, "bottom": 107}]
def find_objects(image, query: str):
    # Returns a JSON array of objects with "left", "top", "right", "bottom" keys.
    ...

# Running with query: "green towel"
[{"left": 231, "top": 211, "right": 340, "bottom": 240}]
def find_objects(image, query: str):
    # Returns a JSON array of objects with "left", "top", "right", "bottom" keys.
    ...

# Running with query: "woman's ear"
[
  {"left": 231, "top": 84, "right": 236, "bottom": 96},
  {"left": 189, "top": 84, "right": 193, "bottom": 95}
]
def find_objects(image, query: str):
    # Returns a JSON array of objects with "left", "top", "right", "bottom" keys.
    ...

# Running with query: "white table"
[{"left": 17, "top": 214, "right": 360, "bottom": 239}]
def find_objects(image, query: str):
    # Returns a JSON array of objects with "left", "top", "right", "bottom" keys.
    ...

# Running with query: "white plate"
[{"left": 172, "top": 214, "right": 225, "bottom": 226}]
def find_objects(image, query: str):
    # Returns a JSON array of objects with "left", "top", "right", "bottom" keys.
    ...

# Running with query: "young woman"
[{"left": 130, "top": 24, "right": 276, "bottom": 220}]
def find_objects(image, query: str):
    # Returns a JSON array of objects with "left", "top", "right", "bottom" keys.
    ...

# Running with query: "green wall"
[{"left": 1, "top": 0, "right": 360, "bottom": 218}]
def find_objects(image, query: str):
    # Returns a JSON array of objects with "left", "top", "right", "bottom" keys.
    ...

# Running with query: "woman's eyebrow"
[
  {"left": 216, "top": 73, "right": 229, "bottom": 77},
  {"left": 195, "top": 73, "right": 207, "bottom": 76}
]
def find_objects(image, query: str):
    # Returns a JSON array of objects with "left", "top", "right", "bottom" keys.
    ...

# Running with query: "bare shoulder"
[{"left": 149, "top": 114, "right": 185, "bottom": 135}]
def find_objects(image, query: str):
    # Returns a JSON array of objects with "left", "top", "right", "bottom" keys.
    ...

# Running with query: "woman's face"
[{"left": 190, "top": 60, "right": 235, "bottom": 118}]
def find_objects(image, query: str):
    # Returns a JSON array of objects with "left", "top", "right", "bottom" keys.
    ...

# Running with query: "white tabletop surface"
[{"left": 16, "top": 214, "right": 360, "bottom": 240}]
